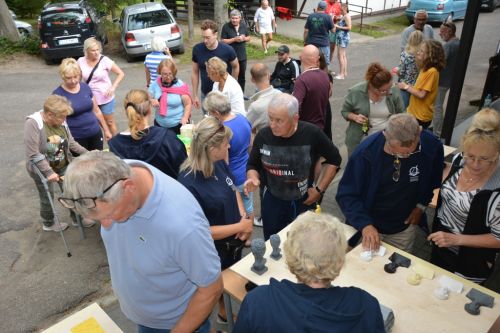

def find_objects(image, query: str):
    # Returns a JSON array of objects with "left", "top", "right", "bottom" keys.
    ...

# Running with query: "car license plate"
[
  {"left": 143, "top": 43, "right": 151, "bottom": 50},
  {"left": 58, "top": 38, "right": 79, "bottom": 46}
]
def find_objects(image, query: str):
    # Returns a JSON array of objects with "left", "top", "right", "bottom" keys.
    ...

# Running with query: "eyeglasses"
[
  {"left": 392, "top": 156, "right": 401, "bottom": 182},
  {"left": 462, "top": 153, "right": 499, "bottom": 165},
  {"left": 386, "top": 142, "right": 421, "bottom": 159},
  {"left": 58, "top": 178, "right": 127, "bottom": 209}
]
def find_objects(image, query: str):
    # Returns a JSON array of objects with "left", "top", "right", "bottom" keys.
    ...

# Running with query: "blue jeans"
[
  {"left": 400, "top": 90, "right": 410, "bottom": 111},
  {"left": 261, "top": 187, "right": 314, "bottom": 240},
  {"left": 318, "top": 45, "right": 330, "bottom": 66},
  {"left": 138, "top": 319, "right": 210, "bottom": 333}
]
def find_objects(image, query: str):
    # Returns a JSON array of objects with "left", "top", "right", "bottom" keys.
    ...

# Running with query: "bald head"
[
  {"left": 251, "top": 63, "right": 270, "bottom": 84},
  {"left": 300, "top": 45, "right": 320, "bottom": 69}
]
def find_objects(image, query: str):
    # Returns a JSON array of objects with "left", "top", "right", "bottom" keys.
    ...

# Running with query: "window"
[{"left": 127, "top": 10, "right": 172, "bottom": 30}]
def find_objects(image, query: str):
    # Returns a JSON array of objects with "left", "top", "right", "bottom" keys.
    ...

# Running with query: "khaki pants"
[{"left": 380, "top": 224, "right": 417, "bottom": 253}]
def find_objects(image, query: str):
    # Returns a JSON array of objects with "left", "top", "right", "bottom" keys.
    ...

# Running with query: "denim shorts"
[
  {"left": 99, "top": 98, "right": 116, "bottom": 115},
  {"left": 237, "top": 183, "right": 254, "bottom": 215}
]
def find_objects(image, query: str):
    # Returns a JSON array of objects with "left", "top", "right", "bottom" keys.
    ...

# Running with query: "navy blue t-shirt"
[
  {"left": 371, "top": 152, "right": 420, "bottom": 234},
  {"left": 192, "top": 42, "right": 237, "bottom": 95},
  {"left": 178, "top": 160, "right": 241, "bottom": 242},
  {"left": 304, "top": 12, "right": 333, "bottom": 47},
  {"left": 53, "top": 83, "right": 100, "bottom": 139}
]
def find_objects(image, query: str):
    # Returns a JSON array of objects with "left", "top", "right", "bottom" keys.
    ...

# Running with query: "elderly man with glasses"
[
  {"left": 336, "top": 113, "right": 443, "bottom": 253},
  {"left": 59, "top": 151, "right": 222, "bottom": 333},
  {"left": 400, "top": 9, "right": 434, "bottom": 51}
]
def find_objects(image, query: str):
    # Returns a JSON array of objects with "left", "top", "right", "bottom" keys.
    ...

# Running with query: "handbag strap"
[{"left": 86, "top": 55, "right": 104, "bottom": 84}]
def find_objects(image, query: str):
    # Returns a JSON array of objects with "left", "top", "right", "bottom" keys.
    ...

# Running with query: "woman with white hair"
[
  {"left": 233, "top": 212, "right": 385, "bottom": 333},
  {"left": 78, "top": 37, "right": 124, "bottom": 136},
  {"left": 144, "top": 36, "right": 172, "bottom": 87},
  {"left": 207, "top": 56, "right": 246, "bottom": 116}
]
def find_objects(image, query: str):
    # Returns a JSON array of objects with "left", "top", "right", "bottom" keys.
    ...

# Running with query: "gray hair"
[
  {"left": 284, "top": 212, "right": 347, "bottom": 286},
  {"left": 62, "top": 151, "right": 132, "bottom": 216},
  {"left": 415, "top": 9, "right": 428, "bottom": 18},
  {"left": 229, "top": 9, "right": 242, "bottom": 17},
  {"left": 385, "top": 114, "right": 420, "bottom": 146},
  {"left": 151, "top": 36, "right": 167, "bottom": 52},
  {"left": 268, "top": 93, "right": 299, "bottom": 118},
  {"left": 203, "top": 91, "right": 231, "bottom": 115}
]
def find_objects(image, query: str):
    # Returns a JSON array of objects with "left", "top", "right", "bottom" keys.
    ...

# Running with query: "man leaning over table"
[
  {"left": 60, "top": 151, "right": 222, "bottom": 333},
  {"left": 336, "top": 114, "right": 443, "bottom": 253}
]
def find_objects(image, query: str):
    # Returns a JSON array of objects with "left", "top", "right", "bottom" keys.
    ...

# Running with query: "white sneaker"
[
  {"left": 253, "top": 217, "right": 263, "bottom": 227},
  {"left": 43, "top": 222, "right": 69, "bottom": 232}
]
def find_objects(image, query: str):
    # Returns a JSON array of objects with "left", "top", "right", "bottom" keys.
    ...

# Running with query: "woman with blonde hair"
[
  {"left": 233, "top": 212, "right": 385, "bottom": 332},
  {"left": 53, "top": 58, "right": 111, "bottom": 150},
  {"left": 108, "top": 89, "right": 187, "bottom": 178},
  {"left": 429, "top": 108, "right": 500, "bottom": 288},
  {"left": 24, "top": 95, "right": 93, "bottom": 232},
  {"left": 398, "top": 39, "right": 445, "bottom": 128},
  {"left": 178, "top": 116, "right": 252, "bottom": 321},
  {"left": 149, "top": 58, "right": 192, "bottom": 134},
  {"left": 78, "top": 37, "right": 125, "bottom": 136},
  {"left": 397, "top": 30, "right": 423, "bottom": 109},
  {"left": 207, "top": 56, "right": 246, "bottom": 116}
]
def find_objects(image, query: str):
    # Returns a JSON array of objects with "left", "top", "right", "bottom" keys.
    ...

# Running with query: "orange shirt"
[
  {"left": 326, "top": 2, "right": 341, "bottom": 20},
  {"left": 407, "top": 67, "right": 439, "bottom": 122}
]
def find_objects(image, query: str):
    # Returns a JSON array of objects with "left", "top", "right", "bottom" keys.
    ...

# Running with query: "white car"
[
  {"left": 10, "top": 10, "right": 33, "bottom": 37},
  {"left": 119, "top": 2, "right": 184, "bottom": 62}
]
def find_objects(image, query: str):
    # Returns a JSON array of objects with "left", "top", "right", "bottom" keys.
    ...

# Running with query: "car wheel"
[
  {"left": 125, "top": 52, "right": 135, "bottom": 63},
  {"left": 486, "top": 0, "right": 495, "bottom": 12},
  {"left": 175, "top": 44, "right": 185, "bottom": 55},
  {"left": 407, "top": 16, "right": 413, "bottom": 24},
  {"left": 44, "top": 58, "right": 55, "bottom": 65},
  {"left": 17, "top": 28, "right": 30, "bottom": 38}
]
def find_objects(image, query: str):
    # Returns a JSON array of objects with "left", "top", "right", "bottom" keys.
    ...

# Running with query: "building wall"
[{"left": 292, "top": 0, "right": 410, "bottom": 17}]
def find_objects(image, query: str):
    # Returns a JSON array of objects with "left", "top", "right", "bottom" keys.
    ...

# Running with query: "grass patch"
[
  {"left": 272, "top": 33, "right": 304, "bottom": 46},
  {"left": 353, "top": 14, "right": 408, "bottom": 38},
  {"left": 0, "top": 36, "right": 40, "bottom": 56}
]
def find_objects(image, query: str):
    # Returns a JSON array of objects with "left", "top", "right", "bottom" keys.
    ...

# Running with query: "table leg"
[{"left": 223, "top": 292, "right": 234, "bottom": 332}]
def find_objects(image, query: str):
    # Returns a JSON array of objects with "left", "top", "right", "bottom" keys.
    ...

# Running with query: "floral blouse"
[{"left": 398, "top": 51, "right": 419, "bottom": 85}]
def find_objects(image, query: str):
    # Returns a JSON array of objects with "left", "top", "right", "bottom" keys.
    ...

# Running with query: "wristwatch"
[
  {"left": 416, "top": 203, "right": 427, "bottom": 213},
  {"left": 315, "top": 186, "right": 326, "bottom": 195}
]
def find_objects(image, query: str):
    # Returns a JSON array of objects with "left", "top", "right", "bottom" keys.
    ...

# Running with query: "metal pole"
[{"left": 441, "top": 0, "right": 482, "bottom": 145}]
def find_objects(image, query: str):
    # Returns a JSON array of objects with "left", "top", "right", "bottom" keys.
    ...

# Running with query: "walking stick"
[{"left": 31, "top": 156, "right": 72, "bottom": 257}]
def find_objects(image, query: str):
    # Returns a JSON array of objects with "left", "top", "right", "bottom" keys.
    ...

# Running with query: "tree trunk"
[
  {"left": 188, "top": 0, "right": 193, "bottom": 42},
  {"left": 213, "top": 0, "right": 226, "bottom": 29},
  {"left": 0, "top": 0, "right": 20, "bottom": 41}
]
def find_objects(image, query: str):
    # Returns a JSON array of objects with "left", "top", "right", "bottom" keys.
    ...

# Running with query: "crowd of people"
[{"left": 22, "top": 3, "right": 500, "bottom": 332}]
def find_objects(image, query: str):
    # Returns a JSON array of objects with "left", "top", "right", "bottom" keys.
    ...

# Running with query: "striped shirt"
[{"left": 144, "top": 51, "right": 171, "bottom": 87}]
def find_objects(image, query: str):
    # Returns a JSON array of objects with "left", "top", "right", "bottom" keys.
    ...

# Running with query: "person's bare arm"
[
  {"left": 304, "top": 164, "right": 338, "bottom": 205},
  {"left": 92, "top": 97, "right": 112, "bottom": 140},
  {"left": 171, "top": 276, "right": 223, "bottom": 333},
  {"left": 230, "top": 58, "right": 239, "bottom": 80},
  {"left": 180, "top": 95, "right": 191, "bottom": 125},
  {"left": 145, "top": 65, "right": 151, "bottom": 87},
  {"left": 303, "top": 28, "right": 309, "bottom": 43},
  {"left": 191, "top": 62, "right": 201, "bottom": 109},
  {"left": 107, "top": 62, "right": 125, "bottom": 97}
]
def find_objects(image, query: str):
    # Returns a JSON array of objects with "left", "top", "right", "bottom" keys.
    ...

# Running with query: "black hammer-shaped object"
[
  {"left": 465, "top": 288, "right": 494, "bottom": 315},
  {"left": 384, "top": 252, "right": 411, "bottom": 274}
]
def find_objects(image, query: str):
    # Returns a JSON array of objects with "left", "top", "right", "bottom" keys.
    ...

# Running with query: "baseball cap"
[
  {"left": 318, "top": 1, "right": 327, "bottom": 10},
  {"left": 275, "top": 45, "right": 290, "bottom": 54}
]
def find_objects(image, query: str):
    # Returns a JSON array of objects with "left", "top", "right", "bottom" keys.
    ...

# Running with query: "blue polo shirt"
[{"left": 101, "top": 160, "right": 221, "bottom": 329}]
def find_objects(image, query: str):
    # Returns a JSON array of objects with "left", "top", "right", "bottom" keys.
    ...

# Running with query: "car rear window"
[
  {"left": 127, "top": 10, "right": 173, "bottom": 30},
  {"left": 42, "top": 9, "right": 86, "bottom": 27}
]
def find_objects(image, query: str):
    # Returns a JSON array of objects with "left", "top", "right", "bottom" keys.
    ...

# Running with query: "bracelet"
[{"left": 315, "top": 186, "right": 325, "bottom": 195}]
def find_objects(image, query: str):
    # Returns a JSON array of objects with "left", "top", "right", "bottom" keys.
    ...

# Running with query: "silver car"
[
  {"left": 10, "top": 9, "right": 33, "bottom": 38},
  {"left": 119, "top": 2, "right": 184, "bottom": 62}
]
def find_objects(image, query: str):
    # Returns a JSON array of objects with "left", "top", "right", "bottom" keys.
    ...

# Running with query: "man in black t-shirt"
[
  {"left": 221, "top": 9, "right": 251, "bottom": 92},
  {"left": 245, "top": 93, "right": 341, "bottom": 239},
  {"left": 270, "top": 45, "right": 301, "bottom": 94}
]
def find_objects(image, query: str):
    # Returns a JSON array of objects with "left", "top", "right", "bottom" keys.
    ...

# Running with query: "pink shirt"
[{"left": 77, "top": 55, "right": 114, "bottom": 105}]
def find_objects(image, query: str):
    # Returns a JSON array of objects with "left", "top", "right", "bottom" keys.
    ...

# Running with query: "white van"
[{"left": 119, "top": 2, "right": 184, "bottom": 62}]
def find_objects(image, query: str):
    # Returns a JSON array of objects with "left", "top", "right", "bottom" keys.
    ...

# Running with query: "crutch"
[
  {"left": 31, "top": 155, "right": 72, "bottom": 257},
  {"left": 56, "top": 178, "right": 86, "bottom": 241}
]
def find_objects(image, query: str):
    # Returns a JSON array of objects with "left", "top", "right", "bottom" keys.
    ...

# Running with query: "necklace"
[{"left": 302, "top": 67, "right": 319, "bottom": 74}]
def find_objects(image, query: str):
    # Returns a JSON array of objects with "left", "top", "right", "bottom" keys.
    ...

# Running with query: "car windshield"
[
  {"left": 42, "top": 10, "right": 86, "bottom": 27},
  {"left": 127, "top": 10, "right": 172, "bottom": 30}
]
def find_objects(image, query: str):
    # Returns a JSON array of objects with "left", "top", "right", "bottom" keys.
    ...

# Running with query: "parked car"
[
  {"left": 481, "top": 0, "right": 500, "bottom": 12},
  {"left": 119, "top": 2, "right": 184, "bottom": 62},
  {"left": 406, "top": 0, "right": 468, "bottom": 23},
  {"left": 9, "top": 9, "right": 34, "bottom": 37},
  {"left": 38, "top": 0, "right": 107, "bottom": 64}
]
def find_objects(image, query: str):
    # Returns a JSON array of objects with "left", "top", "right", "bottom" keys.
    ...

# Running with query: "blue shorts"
[
  {"left": 237, "top": 183, "right": 254, "bottom": 215},
  {"left": 99, "top": 98, "right": 116, "bottom": 115}
]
